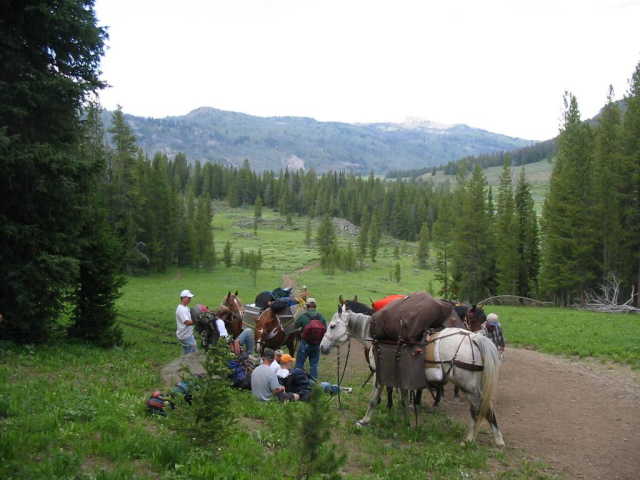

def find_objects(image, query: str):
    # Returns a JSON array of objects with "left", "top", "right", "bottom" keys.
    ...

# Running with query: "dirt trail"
[
  {"left": 281, "top": 262, "right": 319, "bottom": 289},
  {"left": 441, "top": 348, "right": 640, "bottom": 480}
]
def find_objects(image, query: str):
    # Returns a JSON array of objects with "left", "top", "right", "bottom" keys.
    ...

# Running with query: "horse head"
[
  {"left": 466, "top": 304, "right": 487, "bottom": 332},
  {"left": 320, "top": 307, "right": 349, "bottom": 355},
  {"left": 222, "top": 291, "right": 244, "bottom": 337},
  {"left": 254, "top": 308, "right": 284, "bottom": 353}
]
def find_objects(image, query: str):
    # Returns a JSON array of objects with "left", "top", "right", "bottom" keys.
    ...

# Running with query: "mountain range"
[{"left": 101, "top": 107, "right": 534, "bottom": 173}]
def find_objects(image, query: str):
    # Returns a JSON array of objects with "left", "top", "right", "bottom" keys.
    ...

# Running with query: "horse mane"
[{"left": 345, "top": 299, "right": 374, "bottom": 316}]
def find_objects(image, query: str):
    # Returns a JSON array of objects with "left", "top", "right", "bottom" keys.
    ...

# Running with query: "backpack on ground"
[{"left": 301, "top": 314, "right": 326, "bottom": 345}]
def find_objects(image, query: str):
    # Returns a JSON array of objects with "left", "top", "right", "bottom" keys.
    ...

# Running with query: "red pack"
[{"left": 372, "top": 294, "right": 406, "bottom": 312}]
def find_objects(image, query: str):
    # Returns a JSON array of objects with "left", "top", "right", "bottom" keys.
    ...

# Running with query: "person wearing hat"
[
  {"left": 279, "top": 354, "right": 312, "bottom": 401},
  {"left": 279, "top": 354, "right": 352, "bottom": 399},
  {"left": 293, "top": 297, "right": 327, "bottom": 380},
  {"left": 176, "top": 289, "right": 197, "bottom": 355},
  {"left": 251, "top": 348, "right": 299, "bottom": 402}
]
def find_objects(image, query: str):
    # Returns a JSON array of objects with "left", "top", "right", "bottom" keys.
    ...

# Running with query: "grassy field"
[
  {"left": 487, "top": 306, "right": 640, "bottom": 369},
  {"left": 2, "top": 204, "right": 638, "bottom": 479}
]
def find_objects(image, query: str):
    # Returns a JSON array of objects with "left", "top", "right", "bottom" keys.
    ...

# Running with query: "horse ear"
[
  {"left": 226, "top": 291, "right": 231, "bottom": 298},
  {"left": 234, "top": 290, "right": 239, "bottom": 296},
  {"left": 354, "top": 295, "right": 358, "bottom": 302},
  {"left": 338, "top": 295, "right": 344, "bottom": 304}
]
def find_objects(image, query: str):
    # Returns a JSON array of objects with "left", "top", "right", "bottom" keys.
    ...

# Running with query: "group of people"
[
  {"left": 250, "top": 347, "right": 349, "bottom": 402},
  {"left": 175, "top": 288, "right": 346, "bottom": 401}
]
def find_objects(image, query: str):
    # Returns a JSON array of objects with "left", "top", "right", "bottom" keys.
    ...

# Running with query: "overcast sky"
[{"left": 95, "top": 0, "right": 640, "bottom": 141}]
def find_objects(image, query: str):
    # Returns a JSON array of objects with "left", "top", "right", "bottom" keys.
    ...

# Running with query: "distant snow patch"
[{"left": 284, "top": 155, "right": 305, "bottom": 170}]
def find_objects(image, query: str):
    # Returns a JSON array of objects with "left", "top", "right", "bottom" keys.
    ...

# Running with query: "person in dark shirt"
[{"left": 294, "top": 298, "right": 327, "bottom": 380}]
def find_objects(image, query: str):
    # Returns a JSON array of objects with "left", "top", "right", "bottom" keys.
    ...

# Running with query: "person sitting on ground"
[
  {"left": 482, "top": 313, "right": 505, "bottom": 357},
  {"left": 251, "top": 348, "right": 299, "bottom": 402},
  {"left": 294, "top": 297, "right": 327, "bottom": 380},
  {"left": 270, "top": 349, "right": 283, "bottom": 374},
  {"left": 280, "top": 354, "right": 312, "bottom": 401},
  {"left": 279, "top": 354, "right": 352, "bottom": 400},
  {"left": 176, "top": 289, "right": 197, "bottom": 355},
  {"left": 216, "top": 306, "right": 255, "bottom": 355}
]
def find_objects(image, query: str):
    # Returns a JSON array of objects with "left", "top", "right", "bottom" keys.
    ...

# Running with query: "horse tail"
[{"left": 473, "top": 334, "right": 500, "bottom": 419}]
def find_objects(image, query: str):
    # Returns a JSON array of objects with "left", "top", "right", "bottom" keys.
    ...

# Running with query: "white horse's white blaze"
[{"left": 319, "top": 310, "right": 505, "bottom": 447}]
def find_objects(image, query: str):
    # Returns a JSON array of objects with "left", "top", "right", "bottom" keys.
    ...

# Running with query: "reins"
[{"left": 335, "top": 339, "right": 351, "bottom": 408}]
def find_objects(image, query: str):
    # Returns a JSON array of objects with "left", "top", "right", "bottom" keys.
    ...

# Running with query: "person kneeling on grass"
[
  {"left": 251, "top": 348, "right": 299, "bottom": 402},
  {"left": 278, "top": 354, "right": 352, "bottom": 401}
]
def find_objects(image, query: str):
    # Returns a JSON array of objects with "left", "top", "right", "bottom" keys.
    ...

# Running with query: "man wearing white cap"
[{"left": 176, "top": 289, "right": 197, "bottom": 355}]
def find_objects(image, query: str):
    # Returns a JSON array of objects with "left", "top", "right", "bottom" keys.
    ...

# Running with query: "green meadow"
[{"left": 2, "top": 204, "right": 638, "bottom": 479}]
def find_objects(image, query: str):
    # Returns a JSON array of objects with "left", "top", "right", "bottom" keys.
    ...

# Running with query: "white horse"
[{"left": 320, "top": 307, "right": 505, "bottom": 447}]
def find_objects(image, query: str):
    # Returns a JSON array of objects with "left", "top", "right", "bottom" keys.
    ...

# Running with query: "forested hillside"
[{"left": 100, "top": 107, "right": 532, "bottom": 173}]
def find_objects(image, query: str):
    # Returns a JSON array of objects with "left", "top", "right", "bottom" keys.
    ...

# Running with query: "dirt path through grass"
[
  {"left": 281, "top": 262, "right": 320, "bottom": 289},
  {"left": 441, "top": 347, "right": 640, "bottom": 480}
]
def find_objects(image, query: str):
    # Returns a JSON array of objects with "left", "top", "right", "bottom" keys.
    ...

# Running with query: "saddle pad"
[
  {"left": 425, "top": 332, "right": 444, "bottom": 383},
  {"left": 374, "top": 342, "right": 427, "bottom": 390}
]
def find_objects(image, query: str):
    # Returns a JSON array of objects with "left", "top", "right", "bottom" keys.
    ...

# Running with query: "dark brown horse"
[
  {"left": 221, "top": 291, "right": 244, "bottom": 338},
  {"left": 254, "top": 307, "right": 299, "bottom": 355}
]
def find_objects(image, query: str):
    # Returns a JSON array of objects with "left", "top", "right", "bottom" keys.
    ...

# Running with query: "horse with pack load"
[{"left": 321, "top": 292, "right": 505, "bottom": 447}]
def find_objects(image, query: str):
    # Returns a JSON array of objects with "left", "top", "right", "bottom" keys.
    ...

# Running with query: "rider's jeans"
[
  {"left": 237, "top": 328, "right": 255, "bottom": 354},
  {"left": 295, "top": 340, "right": 320, "bottom": 380}
]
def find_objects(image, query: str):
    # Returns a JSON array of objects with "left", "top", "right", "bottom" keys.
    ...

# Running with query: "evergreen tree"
[
  {"left": 451, "top": 166, "right": 496, "bottom": 302},
  {"left": 316, "top": 216, "right": 336, "bottom": 257},
  {"left": 416, "top": 223, "right": 430, "bottom": 269},
  {"left": 194, "top": 197, "right": 215, "bottom": 269},
  {"left": 495, "top": 157, "right": 519, "bottom": 294},
  {"left": 540, "top": 92, "right": 594, "bottom": 304},
  {"left": 432, "top": 201, "right": 454, "bottom": 298},
  {"left": 223, "top": 241, "right": 233, "bottom": 268},
  {"left": 369, "top": 212, "right": 381, "bottom": 262},
  {"left": 394, "top": 262, "right": 401, "bottom": 283},
  {"left": 292, "top": 387, "right": 346, "bottom": 480},
  {"left": 514, "top": 168, "right": 540, "bottom": 297},
  {"left": 358, "top": 210, "right": 369, "bottom": 258},
  {"left": 621, "top": 61, "right": 640, "bottom": 304},
  {"left": 254, "top": 195, "right": 263, "bottom": 219},
  {"left": 393, "top": 245, "right": 400, "bottom": 259},
  {"left": 0, "top": 0, "right": 109, "bottom": 342},
  {"left": 305, "top": 218, "right": 313, "bottom": 247},
  {"left": 592, "top": 87, "right": 625, "bottom": 281}
]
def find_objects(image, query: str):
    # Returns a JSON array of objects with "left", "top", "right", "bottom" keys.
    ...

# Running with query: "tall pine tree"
[
  {"left": 495, "top": 157, "right": 519, "bottom": 294},
  {"left": 540, "top": 93, "right": 594, "bottom": 304}
]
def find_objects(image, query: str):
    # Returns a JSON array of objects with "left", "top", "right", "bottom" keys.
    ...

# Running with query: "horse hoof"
[{"left": 356, "top": 420, "right": 368, "bottom": 428}]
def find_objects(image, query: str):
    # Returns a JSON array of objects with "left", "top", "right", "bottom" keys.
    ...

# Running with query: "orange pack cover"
[{"left": 372, "top": 294, "right": 406, "bottom": 312}]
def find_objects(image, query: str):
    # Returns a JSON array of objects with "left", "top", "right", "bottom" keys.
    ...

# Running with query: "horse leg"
[
  {"left": 485, "top": 407, "right": 505, "bottom": 447},
  {"left": 357, "top": 384, "right": 382, "bottom": 427},
  {"left": 463, "top": 392, "right": 483, "bottom": 444},
  {"left": 415, "top": 389, "right": 423, "bottom": 406},
  {"left": 454, "top": 385, "right": 462, "bottom": 400},
  {"left": 386, "top": 386, "right": 393, "bottom": 409},
  {"left": 433, "top": 384, "right": 444, "bottom": 407}
]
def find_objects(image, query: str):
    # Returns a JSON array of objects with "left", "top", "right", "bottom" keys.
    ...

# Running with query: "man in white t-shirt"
[
  {"left": 176, "top": 289, "right": 197, "bottom": 355},
  {"left": 270, "top": 349, "right": 283, "bottom": 374}
]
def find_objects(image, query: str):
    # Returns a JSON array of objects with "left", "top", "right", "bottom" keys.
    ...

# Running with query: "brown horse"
[
  {"left": 220, "top": 291, "right": 244, "bottom": 338},
  {"left": 254, "top": 307, "right": 299, "bottom": 355}
]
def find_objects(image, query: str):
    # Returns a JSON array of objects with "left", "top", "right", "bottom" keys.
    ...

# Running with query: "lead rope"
[{"left": 335, "top": 340, "right": 352, "bottom": 409}]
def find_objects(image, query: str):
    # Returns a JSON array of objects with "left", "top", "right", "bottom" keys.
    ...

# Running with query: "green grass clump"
[{"left": 489, "top": 306, "right": 640, "bottom": 368}]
